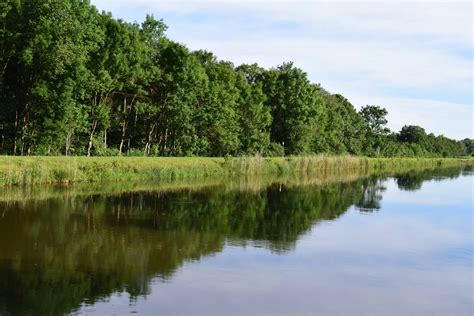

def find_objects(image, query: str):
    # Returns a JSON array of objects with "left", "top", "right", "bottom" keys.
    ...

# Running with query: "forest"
[{"left": 0, "top": 0, "right": 472, "bottom": 157}]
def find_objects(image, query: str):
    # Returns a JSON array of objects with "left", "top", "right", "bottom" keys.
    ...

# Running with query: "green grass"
[
  {"left": 0, "top": 170, "right": 368, "bottom": 202},
  {"left": 0, "top": 155, "right": 472, "bottom": 186}
]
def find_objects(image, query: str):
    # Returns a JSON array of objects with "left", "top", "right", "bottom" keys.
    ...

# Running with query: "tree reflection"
[
  {"left": 355, "top": 177, "right": 386, "bottom": 212},
  {"left": 0, "top": 167, "right": 464, "bottom": 315},
  {"left": 394, "top": 166, "right": 463, "bottom": 191}
]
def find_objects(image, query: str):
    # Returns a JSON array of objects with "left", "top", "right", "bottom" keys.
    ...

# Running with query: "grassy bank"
[
  {"left": 0, "top": 155, "right": 472, "bottom": 186},
  {"left": 0, "top": 169, "right": 371, "bottom": 202}
]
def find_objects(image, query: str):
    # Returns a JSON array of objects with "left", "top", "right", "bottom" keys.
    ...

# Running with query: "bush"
[{"left": 264, "top": 143, "right": 285, "bottom": 157}]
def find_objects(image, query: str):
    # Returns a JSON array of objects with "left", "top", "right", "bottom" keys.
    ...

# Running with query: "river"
[{"left": 0, "top": 166, "right": 472, "bottom": 315}]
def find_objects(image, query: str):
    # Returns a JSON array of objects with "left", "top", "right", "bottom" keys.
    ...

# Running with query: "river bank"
[{"left": 0, "top": 155, "right": 472, "bottom": 186}]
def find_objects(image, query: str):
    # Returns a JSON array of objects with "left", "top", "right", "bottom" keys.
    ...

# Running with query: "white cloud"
[
  {"left": 181, "top": 37, "right": 471, "bottom": 90},
  {"left": 347, "top": 95, "right": 473, "bottom": 139},
  {"left": 93, "top": 0, "right": 472, "bottom": 48}
]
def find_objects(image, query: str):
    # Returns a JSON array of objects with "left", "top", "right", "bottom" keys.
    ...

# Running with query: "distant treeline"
[{"left": 0, "top": 0, "right": 472, "bottom": 157}]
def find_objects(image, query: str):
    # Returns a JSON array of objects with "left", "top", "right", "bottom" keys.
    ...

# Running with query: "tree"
[
  {"left": 398, "top": 125, "right": 427, "bottom": 144},
  {"left": 1, "top": 0, "right": 104, "bottom": 155},
  {"left": 235, "top": 64, "right": 271, "bottom": 154},
  {"left": 261, "top": 62, "right": 324, "bottom": 155},
  {"left": 315, "top": 89, "right": 365, "bottom": 155},
  {"left": 148, "top": 41, "right": 208, "bottom": 156},
  {"left": 194, "top": 51, "right": 241, "bottom": 156},
  {"left": 462, "top": 138, "right": 473, "bottom": 156},
  {"left": 359, "top": 105, "right": 390, "bottom": 155}
]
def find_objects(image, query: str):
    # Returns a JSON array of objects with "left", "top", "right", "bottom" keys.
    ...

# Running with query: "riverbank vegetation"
[
  {"left": 0, "top": 162, "right": 470, "bottom": 202},
  {"left": 1, "top": 1, "right": 472, "bottom": 158},
  {"left": 0, "top": 155, "right": 472, "bottom": 186}
]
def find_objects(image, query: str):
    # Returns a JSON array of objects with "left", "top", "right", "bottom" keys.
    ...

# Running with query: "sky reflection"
[{"left": 81, "top": 173, "right": 473, "bottom": 315}]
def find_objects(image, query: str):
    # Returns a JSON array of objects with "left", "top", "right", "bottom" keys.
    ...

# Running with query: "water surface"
[{"left": 0, "top": 167, "right": 472, "bottom": 315}]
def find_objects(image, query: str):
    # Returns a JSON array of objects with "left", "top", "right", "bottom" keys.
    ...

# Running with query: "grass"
[
  {"left": 0, "top": 170, "right": 367, "bottom": 202},
  {"left": 0, "top": 156, "right": 225, "bottom": 185},
  {"left": 0, "top": 155, "right": 472, "bottom": 186},
  {"left": 223, "top": 156, "right": 473, "bottom": 176}
]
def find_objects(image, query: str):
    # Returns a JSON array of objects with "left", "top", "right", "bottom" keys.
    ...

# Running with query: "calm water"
[{"left": 0, "top": 167, "right": 472, "bottom": 315}]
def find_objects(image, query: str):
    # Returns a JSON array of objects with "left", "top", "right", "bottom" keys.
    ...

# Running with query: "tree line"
[{"left": 0, "top": 0, "right": 472, "bottom": 157}]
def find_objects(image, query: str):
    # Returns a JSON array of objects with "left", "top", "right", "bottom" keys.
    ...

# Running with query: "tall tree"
[
  {"left": 235, "top": 64, "right": 271, "bottom": 154},
  {"left": 194, "top": 51, "right": 241, "bottom": 156},
  {"left": 359, "top": 105, "right": 390, "bottom": 155},
  {"left": 398, "top": 125, "right": 427, "bottom": 144},
  {"left": 261, "top": 62, "right": 324, "bottom": 155}
]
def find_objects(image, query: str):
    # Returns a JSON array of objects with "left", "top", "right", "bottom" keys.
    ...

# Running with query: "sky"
[{"left": 91, "top": 0, "right": 473, "bottom": 140}]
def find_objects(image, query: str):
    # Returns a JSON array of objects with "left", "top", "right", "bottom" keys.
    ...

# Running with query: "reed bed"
[
  {"left": 224, "top": 155, "right": 471, "bottom": 175},
  {"left": 0, "top": 155, "right": 471, "bottom": 186},
  {"left": 0, "top": 170, "right": 367, "bottom": 202},
  {"left": 0, "top": 156, "right": 225, "bottom": 186}
]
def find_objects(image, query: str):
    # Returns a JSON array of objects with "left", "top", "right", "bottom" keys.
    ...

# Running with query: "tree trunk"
[
  {"left": 12, "top": 110, "right": 19, "bottom": 155},
  {"left": 0, "top": 124, "right": 4, "bottom": 151},
  {"left": 144, "top": 124, "right": 155, "bottom": 156},
  {"left": 87, "top": 120, "right": 97, "bottom": 157},
  {"left": 104, "top": 128, "right": 107, "bottom": 151},
  {"left": 65, "top": 132, "right": 72, "bottom": 156},
  {"left": 163, "top": 128, "right": 168, "bottom": 153},
  {"left": 20, "top": 114, "right": 27, "bottom": 156},
  {"left": 119, "top": 97, "right": 128, "bottom": 154}
]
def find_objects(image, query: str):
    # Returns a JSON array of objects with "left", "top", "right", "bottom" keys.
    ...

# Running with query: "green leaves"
[
  {"left": 260, "top": 62, "right": 323, "bottom": 155},
  {"left": 398, "top": 125, "right": 427, "bottom": 144},
  {"left": 359, "top": 105, "right": 391, "bottom": 155},
  {"left": 0, "top": 0, "right": 465, "bottom": 158}
]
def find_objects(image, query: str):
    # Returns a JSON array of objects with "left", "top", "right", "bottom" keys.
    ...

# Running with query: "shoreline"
[{"left": 0, "top": 156, "right": 472, "bottom": 186}]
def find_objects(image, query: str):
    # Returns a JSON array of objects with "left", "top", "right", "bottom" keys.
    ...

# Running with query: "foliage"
[
  {"left": 398, "top": 125, "right": 427, "bottom": 143},
  {"left": 0, "top": 0, "right": 468, "bottom": 158}
]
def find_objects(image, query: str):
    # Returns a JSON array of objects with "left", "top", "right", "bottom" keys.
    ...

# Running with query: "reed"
[
  {"left": 223, "top": 155, "right": 471, "bottom": 175},
  {"left": 0, "top": 155, "right": 471, "bottom": 186}
]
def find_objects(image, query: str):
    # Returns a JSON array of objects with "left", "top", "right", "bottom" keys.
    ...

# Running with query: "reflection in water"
[
  {"left": 355, "top": 177, "right": 386, "bottom": 212},
  {"left": 394, "top": 166, "right": 465, "bottom": 191},
  {"left": 0, "top": 166, "right": 470, "bottom": 315}
]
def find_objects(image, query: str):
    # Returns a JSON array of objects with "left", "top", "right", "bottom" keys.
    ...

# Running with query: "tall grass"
[
  {"left": 0, "top": 169, "right": 370, "bottom": 202},
  {"left": 224, "top": 155, "right": 472, "bottom": 175},
  {"left": 0, "top": 156, "right": 226, "bottom": 186},
  {"left": 0, "top": 155, "right": 471, "bottom": 186}
]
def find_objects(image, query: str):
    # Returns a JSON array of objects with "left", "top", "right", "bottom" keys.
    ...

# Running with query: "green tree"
[
  {"left": 462, "top": 138, "right": 473, "bottom": 156},
  {"left": 315, "top": 89, "right": 365, "bottom": 155},
  {"left": 359, "top": 105, "right": 390, "bottom": 155},
  {"left": 261, "top": 63, "right": 324, "bottom": 154},
  {"left": 235, "top": 64, "right": 272, "bottom": 154},
  {"left": 194, "top": 51, "right": 241, "bottom": 156},
  {"left": 147, "top": 41, "right": 208, "bottom": 156},
  {"left": 398, "top": 125, "right": 427, "bottom": 144},
  {"left": 1, "top": 0, "right": 103, "bottom": 155}
]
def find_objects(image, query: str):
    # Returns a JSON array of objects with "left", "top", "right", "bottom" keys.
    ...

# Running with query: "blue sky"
[{"left": 91, "top": 0, "right": 473, "bottom": 139}]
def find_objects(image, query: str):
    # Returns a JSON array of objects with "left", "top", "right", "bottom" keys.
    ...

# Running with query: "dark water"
[{"left": 0, "top": 167, "right": 472, "bottom": 315}]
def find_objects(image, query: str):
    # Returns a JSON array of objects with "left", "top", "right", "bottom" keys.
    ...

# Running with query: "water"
[{"left": 0, "top": 167, "right": 472, "bottom": 315}]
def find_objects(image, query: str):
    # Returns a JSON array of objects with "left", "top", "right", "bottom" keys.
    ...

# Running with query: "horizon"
[{"left": 91, "top": 0, "right": 473, "bottom": 140}]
